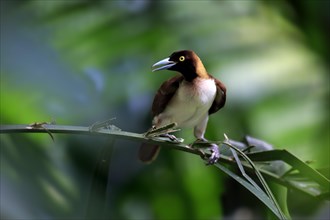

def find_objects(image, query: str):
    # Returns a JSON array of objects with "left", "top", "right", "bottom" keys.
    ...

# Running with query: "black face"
[{"left": 168, "top": 50, "right": 198, "bottom": 81}]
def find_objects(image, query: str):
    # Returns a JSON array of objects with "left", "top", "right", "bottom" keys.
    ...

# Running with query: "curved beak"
[{"left": 152, "top": 57, "right": 176, "bottom": 72}]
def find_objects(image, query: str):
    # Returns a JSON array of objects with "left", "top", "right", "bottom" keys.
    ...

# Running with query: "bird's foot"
[
  {"left": 145, "top": 123, "right": 180, "bottom": 138},
  {"left": 159, "top": 133, "right": 184, "bottom": 143},
  {"left": 160, "top": 133, "right": 177, "bottom": 141},
  {"left": 205, "top": 143, "right": 220, "bottom": 165},
  {"left": 191, "top": 139, "right": 220, "bottom": 165},
  {"left": 190, "top": 138, "right": 210, "bottom": 148},
  {"left": 191, "top": 138, "right": 207, "bottom": 145}
]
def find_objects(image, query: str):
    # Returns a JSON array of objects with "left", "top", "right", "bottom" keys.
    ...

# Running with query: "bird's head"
[{"left": 152, "top": 50, "right": 208, "bottom": 81}]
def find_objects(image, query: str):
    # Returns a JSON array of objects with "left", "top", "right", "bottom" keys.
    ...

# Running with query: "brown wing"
[
  {"left": 151, "top": 75, "right": 184, "bottom": 117},
  {"left": 209, "top": 77, "right": 226, "bottom": 115}
]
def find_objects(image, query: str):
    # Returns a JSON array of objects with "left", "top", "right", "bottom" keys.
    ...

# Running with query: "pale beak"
[{"left": 152, "top": 57, "right": 176, "bottom": 72}]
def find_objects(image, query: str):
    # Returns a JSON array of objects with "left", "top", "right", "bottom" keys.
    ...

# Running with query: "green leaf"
[
  {"left": 246, "top": 150, "right": 329, "bottom": 187},
  {"left": 214, "top": 163, "right": 284, "bottom": 219},
  {"left": 246, "top": 150, "right": 330, "bottom": 198},
  {"left": 222, "top": 136, "right": 288, "bottom": 220}
]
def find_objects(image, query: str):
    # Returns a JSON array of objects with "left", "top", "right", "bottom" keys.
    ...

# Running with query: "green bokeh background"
[{"left": 1, "top": 1, "right": 329, "bottom": 219}]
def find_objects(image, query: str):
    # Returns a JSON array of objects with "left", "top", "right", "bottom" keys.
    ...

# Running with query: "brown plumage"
[
  {"left": 208, "top": 78, "right": 226, "bottom": 114},
  {"left": 139, "top": 50, "right": 226, "bottom": 163}
]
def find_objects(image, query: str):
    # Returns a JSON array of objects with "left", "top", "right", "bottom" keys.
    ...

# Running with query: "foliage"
[{"left": 1, "top": 123, "right": 329, "bottom": 219}]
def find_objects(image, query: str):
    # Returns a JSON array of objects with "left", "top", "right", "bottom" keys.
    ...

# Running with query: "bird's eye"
[{"left": 179, "top": 56, "right": 185, "bottom": 62}]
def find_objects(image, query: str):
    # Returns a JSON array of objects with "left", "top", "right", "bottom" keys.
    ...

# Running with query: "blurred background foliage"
[{"left": 0, "top": 0, "right": 329, "bottom": 219}]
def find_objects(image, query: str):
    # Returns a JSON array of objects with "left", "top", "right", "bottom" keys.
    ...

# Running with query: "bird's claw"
[
  {"left": 190, "top": 138, "right": 209, "bottom": 148},
  {"left": 161, "top": 134, "right": 177, "bottom": 141},
  {"left": 205, "top": 143, "right": 220, "bottom": 165},
  {"left": 158, "top": 133, "right": 184, "bottom": 143},
  {"left": 191, "top": 139, "right": 220, "bottom": 165},
  {"left": 197, "top": 143, "right": 220, "bottom": 165},
  {"left": 194, "top": 138, "right": 207, "bottom": 143}
]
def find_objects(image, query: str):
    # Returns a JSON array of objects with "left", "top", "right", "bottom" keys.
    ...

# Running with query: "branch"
[
  {"left": 2, "top": 123, "right": 329, "bottom": 220},
  {"left": 0, "top": 123, "right": 205, "bottom": 157},
  {"left": 1, "top": 123, "right": 328, "bottom": 199}
]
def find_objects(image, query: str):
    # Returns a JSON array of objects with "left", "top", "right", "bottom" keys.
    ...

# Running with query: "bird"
[{"left": 139, "top": 50, "right": 226, "bottom": 164}]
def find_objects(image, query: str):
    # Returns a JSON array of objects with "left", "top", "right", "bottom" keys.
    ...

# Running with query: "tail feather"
[{"left": 139, "top": 143, "right": 160, "bottom": 163}]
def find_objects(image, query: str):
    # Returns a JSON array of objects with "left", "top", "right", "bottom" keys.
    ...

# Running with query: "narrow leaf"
[{"left": 215, "top": 163, "right": 283, "bottom": 219}]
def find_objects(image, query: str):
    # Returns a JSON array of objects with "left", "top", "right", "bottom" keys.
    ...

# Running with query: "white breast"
[{"left": 154, "top": 78, "right": 216, "bottom": 128}]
